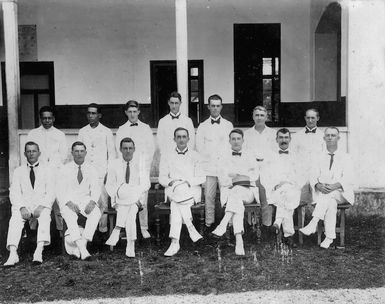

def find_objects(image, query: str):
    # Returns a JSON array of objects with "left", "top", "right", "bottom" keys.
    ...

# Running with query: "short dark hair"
[
  {"left": 39, "top": 106, "right": 54, "bottom": 117},
  {"left": 305, "top": 108, "right": 319, "bottom": 117},
  {"left": 71, "top": 141, "right": 87, "bottom": 151},
  {"left": 88, "top": 103, "right": 101, "bottom": 114},
  {"left": 24, "top": 141, "right": 40, "bottom": 152},
  {"left": 124, "top": 100, "right": 140, "bottom": 111},
  {"left": 229, "top": 129, "right": 244, "bottom": 138},
  {"left": 208, "top": 94, "right": 222, "bottom": 105},
  {"left": 174, "top": 127, "right": 189, "bottom": 138},
  {"left": 169, "top": 91, "right": 182, "bottom": 102},
  {"left": 120, "top": 137, "right": 135, "bottom": 148},
  {"left": 324, "top": 126, "right": 340, "bottom": 134},
  {"left": 276, "top": 128, "right": 291, "bottom": 137}
]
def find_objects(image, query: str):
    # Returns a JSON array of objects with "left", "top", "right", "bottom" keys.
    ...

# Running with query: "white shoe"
[
  {"left": 126, "top": 240, "right": 135, "bottom": 258},
  {"left": 320, "top": 237, "right": 333, "bottom": 249},
  {"left": 299, "top": 221, "right": 317, "bottom": 236},
  {"left": 32, "top": 250, "right": 43, "bottom": 264},
  {"left": 80, "top": 249, "right": 91, "bottom": 261},
  {"left": 164, "top": 242, "right": 180, "bottom": 257},
  {"left": 4, "top": 253, "right": 19, "bottom": 267},
  {"left": 141, "top": 229, "right": 151, "bottom": 239},
  {"left": 105, "top": 229, "right": 120, "bottom": 246},
  {"left": 212, "top": 224, "right": 227, "bottom": 237},
  {"left": 188, "top": 226, "right": 203, "bottom": 243},
  {"left": 235, "top": 243, "right": 245, "bottom": 256}
]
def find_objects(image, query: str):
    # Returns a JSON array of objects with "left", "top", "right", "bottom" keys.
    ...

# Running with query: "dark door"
[
  {"left": 150, "top": 60, "right": 204, "bottom": 127},
  {"left": 234, "top": 24, "right": 281, "bottom": 126}
]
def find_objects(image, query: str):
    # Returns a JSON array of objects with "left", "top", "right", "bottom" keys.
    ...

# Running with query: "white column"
[
  {"left": 175, "top": 0, "right": 188, "bottom": 115},
  {"left": 2, "top": 0, "right": 20, "bottom": 180},
  {"left": 346, "top": 0, "right": 385, "bottom": 188}
]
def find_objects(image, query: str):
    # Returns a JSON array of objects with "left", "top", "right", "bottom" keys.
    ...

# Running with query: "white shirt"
[
  {"left": 105, "top": 155, "right": 150, "bottom": 206},
  {"left": 56, "top": 161, "right": 101, "bottom": 209},
  {"left": 27, "top": 126, "right": 68, "bottom": 169},
  {"left": 195, "top": 116, "right": 233, "bottom": 176},
  {"left": 159, "top": 148, "right": 205, "bottom": 188},
  {"left": 78, "top": 123, "right": 116, "bottom": 178},
  {"left": 243, "top": 125, "right": 277, "bottom": 161},
  {"left": 10, "top": 162, "right": 55, "bottom": 210},
  {"left": 310, "top": 149, "right": 355, "bottom": 204},
  {"left": 292, "top": 127, "right": 325, "bottom": 164},
  {"left": 157, "top": 112, "right": 195, "bottom": 154},
  {"left": 115, "top": 120, "right": 155, "bottom": 168}
]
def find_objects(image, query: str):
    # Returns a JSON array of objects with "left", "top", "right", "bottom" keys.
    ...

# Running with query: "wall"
[{"left": 0, "top": 0, "right": 312, "bottom": 107}]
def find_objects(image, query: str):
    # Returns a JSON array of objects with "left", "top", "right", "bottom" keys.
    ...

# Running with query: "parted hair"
[
  {"left": 24, "top": 141, "right": 40, "bottom": 151},
  {"left": 120, "top": 137, "right": 135, "bottom": 148},
  {"left": 71, "top": 141, "right": 87, "bottom": 151},
  {"left": 174, "top": 127, "right": 189, "bottom": 138}
]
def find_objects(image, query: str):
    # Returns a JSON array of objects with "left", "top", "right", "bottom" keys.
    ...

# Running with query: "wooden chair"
[{"left": 243, "top": 202, "right": 262, "bottom": 243}]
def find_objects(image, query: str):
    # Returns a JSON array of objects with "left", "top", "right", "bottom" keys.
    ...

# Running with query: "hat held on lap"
[
  {"left": 232, "top": 175, "right": 255, "bottom": 187},
  {"left": 169, "top": 181, "right": 194, "bottom": 204}
]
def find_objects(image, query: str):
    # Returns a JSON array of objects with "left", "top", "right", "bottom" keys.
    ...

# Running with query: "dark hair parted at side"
[
  {"left": 124, "top": 100, "right": 140, "bottom": 111},
  {"left": 39, "top": 106, "right": 54, "bottom": 117},
  {"left": 24, "top": 141, "right": 40, "bottom": 151},
  {"left": 174, "top": 127, "right": 189, "bottom": 138},
  {"left": 120, "top": 137, "right": 135, "bottom": 148},
  {"left": 169, "top": 91, "right": 182, "bottom": 102},
  {"left": 229, "top": 128, "right": 244, "bottom": 138},
  {"left": 208, "top": 94, "right": 222, "bottom": 105},
  {"left": 71, "top": 141, "right": 87, "bottom": 151},
  {"left": 276, "top": 128, "right": 291, "bottom": 137},
  {"left": 88, "top": 103, "right": 101, "bottom": 114}
]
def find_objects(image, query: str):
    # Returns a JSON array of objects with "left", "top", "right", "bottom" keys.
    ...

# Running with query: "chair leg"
[
  {"left": 317, "top": 221, "right": 322, "bottom": 245},
  {"left": 256, "top": 207, "right": 261, "bottom": 244},
  {"left": 199, "top": 209, "right": 205, "bottom": 236},
  {"left": 298, "top": 205, "right": 305, "bottom": 246},
  {"left": 108, "top": 214, "right": 114, "bottom": 252},
  {"left": 339, "top": 209, "right": 346, "bottom": 248},
  {"left": 155, "top": 213, "right": 161, "bottom": 247}
]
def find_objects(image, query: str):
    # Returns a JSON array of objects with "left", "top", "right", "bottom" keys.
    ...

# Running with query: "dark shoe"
[{"left": 285, "top": 236, "right": 297, "bottom": 249}]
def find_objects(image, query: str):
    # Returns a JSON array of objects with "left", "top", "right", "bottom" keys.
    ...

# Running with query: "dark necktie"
[
  {"left": 125, "top": 161, "right": 130, "bottom": 183},
  {"left": 305, "top": 128, "right": 317, "bottom": 134},
  {"left": 29, "top": 165, "right": 36, "bottom": 188},
  {"left": 130, "top": 123, "right": 138, "bottom": 127},
  {"left": 329, "top": 153, "right": 334, "bottom": 170},
  {"left": 171, "top": 114, "right": 180, "bottom": 120},
  {"left": 77, "top": 166, "right": 83, "bottom": 184},
  {"left": 176, "top": 148, "right": 188, "bottom": 155},
  {"left": 232, "top": 151, "right": 242, "bottom": 156},
  {"left": 211, "top": 118, "right": 220, "bottom": 125},
  {"left": 279, "top": 150, "right": 289, "bottom": 154}
]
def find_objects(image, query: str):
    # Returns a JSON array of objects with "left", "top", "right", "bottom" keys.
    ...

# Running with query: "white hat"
[
  {"left": 169, "top": 181, "right": 194, "bottom": 204},
  {"left": 116, "top": 184, "right": 142, "bottom": 205},
  {"left": 64, "top": 227, "right": 83, "bottom": 258}
]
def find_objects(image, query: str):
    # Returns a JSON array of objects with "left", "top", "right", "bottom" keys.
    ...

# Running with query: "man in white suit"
[
  {"left": 300, "top": 127, "right": 354, "bottom": 249},
  {"left": 159, "top": 127, "right": 205, "bottom": 257},
  {"left": 157, "top": 91, "right": 195, "bottom": 155},
  {"left": 4, "top": 141, "right": 55, "bottom": 266},
  {"left": 212, "top": 129, "right": 259, "bottom": 256},
  {"left": 57, "top": 142, "right": 101, "bottom": 260},
  {"left": 105, "top": 137, "right": 150, "bottom": 257},
  {"left": 263, "top": 128, "right": 306, "bottom": 248}
]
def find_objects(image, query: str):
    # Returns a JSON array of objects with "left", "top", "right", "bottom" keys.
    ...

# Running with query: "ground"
[{"left": 0, "top": 215, "right": 384, "bottom": 303}]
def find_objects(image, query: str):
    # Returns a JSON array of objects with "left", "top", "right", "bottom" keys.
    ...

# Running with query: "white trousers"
[
  {"left": 61, "top": 204, "right": 101, "bottom": 242},
  {"left": 115, "top": 204, "right": 139, "bottom": 241},
  {"left": 169, "top": 200, "right": 195, "bottom": 240},
  {"left": 225, "top": 185, "right": 255, "bottom": 235},
  {"left": 275, "top": 207, "right": 295, "bottom": 237},
  {"left": 6, "top": 207, "right": 51, "bottom": 250},
  {"left": 98, "top": 176, "right": 109, "bottom": 232},
  {"left": 204, "top": 176, "right": 219, "bottom": 226},
  {"left": 138, "top": 191, "right": 148, "bottom": 230},
  {"left": 312, "top": 190, "right": 345, "bottom": 239}
]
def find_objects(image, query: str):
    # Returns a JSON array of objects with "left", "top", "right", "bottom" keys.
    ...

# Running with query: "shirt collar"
[
  {"left": 305, "top": 126, "right": 317, "bottom": 132},
  {"left": 176, "top": 147, "right": 188, "bottom": 154},
  {"left": 210, "top": 115, "right": 221, "bottom": 122},
  {"left": 39, "top": 125, "right": 53, "bottom": 132},
  {"left": 27, "top": 162, "right": 39, "bottom": 168},
  {"left": 170, "top": 112, "right": 181, "bottom": 118}
]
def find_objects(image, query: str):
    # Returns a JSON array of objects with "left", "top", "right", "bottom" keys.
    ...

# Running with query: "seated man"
[
  {"left": 159, "top": 127, "right": 205, "bottom": 257},
  {"left": 105, "top": 137, "right": 150, "bottom": 257},
  {"left": 4, "top": 141, "right": 55, "bottom": 266},
  {"left": 263, "top": 128, "right": 306, "bottom": 247},
  {"left": 300, "top": 127, "right": 354, "bottom": 249},
  {"left": 212, "top": 129, "right": 259, "bottom": 256},
  {"left": 57, "top": 141, "right": 101, "bottom": 260}
]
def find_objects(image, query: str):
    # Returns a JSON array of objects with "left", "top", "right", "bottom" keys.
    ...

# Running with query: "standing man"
[
  {"left": 243, "top": 105, "right": 276, "bottom": 229},
  {"left": 115, "top": 100, "right": 155, "bottom": 239},
  {"left": 300, "top": 127, "right": 354, "bottom": 249},
  {"left": 27, "top": 106, "right": 68, "bottom": 232},
  {"left": 159, "top": 127, "right": 205, "bottom": 257},
  {"left": 4, "top": 142, "right": 55, "bottom": 266},
  {"left": 212, "top": 129, "right": 259, "bottom": 256},
  {"left": 196, "top": 94, "right": 233, "bottom": 232},
  {"left": 78, "top": 103, "right": 116, "bottom": 234},
  {"left": 263, "top": 128, "right": 306, "bottom": 247},
  {"left": 157, "top": 91, "right": 195, "bottom": 155},
  {"left": 105, "top": 137, "right": 150, "bottom": 257},
  {"left": 57, "top": 142, "right": 101, "bottom": 260}
]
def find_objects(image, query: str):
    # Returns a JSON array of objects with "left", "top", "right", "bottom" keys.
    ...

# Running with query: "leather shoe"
[{"left": 211, "top": 224, "right": 227, "bottom": 237}]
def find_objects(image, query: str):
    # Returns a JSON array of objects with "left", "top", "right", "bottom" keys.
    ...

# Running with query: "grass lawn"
[{"left": 0, "top": 215, "right": 384, "bottom": 303}]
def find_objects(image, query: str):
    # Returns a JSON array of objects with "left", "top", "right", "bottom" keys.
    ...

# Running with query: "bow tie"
[
  {"left": 176, "top": 148, "right": 188, "bottom": 155},
  {"left": 211, "top": 118, "right": 220, "bottom": 124},
  {"left": 279, "top": 150, "right": 289, "bottom": 154},
  {"left": 171, "top": 114, "right": 180, "bottom": 120},
  {"left": 232, "top": 151, "right": 242, "bottom": 156},
  {"left": 305, "top": 128, "right": 316, "bottom": 134},
  {"left": 130, "top": 123, "right": 138, "bottom": 127}
]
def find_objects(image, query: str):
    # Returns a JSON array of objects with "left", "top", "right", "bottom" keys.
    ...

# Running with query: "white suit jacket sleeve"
[{"left": 9, "top": 168, "right": 27, "bottom": 210}]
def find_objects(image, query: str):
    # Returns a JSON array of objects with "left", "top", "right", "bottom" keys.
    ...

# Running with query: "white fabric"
[
  {"left": 243, "top": 126, "right": 277, "bottom": 162},
  {"left": 195, "top": 116, "right": 233, "bottom": 176},
  {"left": 27, "top": 126, "right": 67, "bottom": 169},
  {"left": 115, "top": 120, "right": 155, "bottom": 168},
  {"left": 169, "top": 200, "right": 194, "bottom": 240},
  {"left": 157, "top": 113, "right": 195, "bottom": 154},
  {"left": 115, "top": 204, "right": 139, "bottom": 241},
  {"left": 275, "top": 207, "right": 295, "bottom": 237}
]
